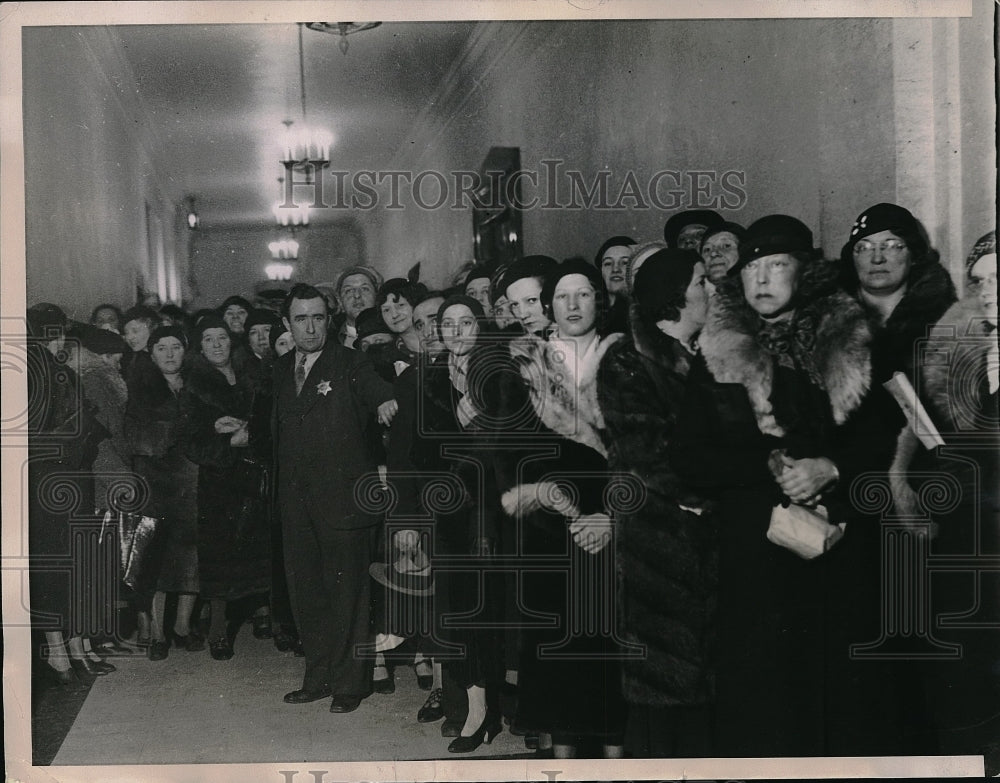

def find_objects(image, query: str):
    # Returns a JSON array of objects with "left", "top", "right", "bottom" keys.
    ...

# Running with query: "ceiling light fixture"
[
  {"left": 306, "top": 22, "right": 381, "bottom": 55},
  {"left": 279, "top": 24, "right": 333, "bottom": 168}
]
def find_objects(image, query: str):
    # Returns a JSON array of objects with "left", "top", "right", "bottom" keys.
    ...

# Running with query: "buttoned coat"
[{"left": 272, "top": 341, "right": 392, "bottom": 528}]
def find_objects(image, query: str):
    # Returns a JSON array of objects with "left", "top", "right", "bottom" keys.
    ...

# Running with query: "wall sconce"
[{"left": 185, "top": 196, "right": 200, "bottom": 230}]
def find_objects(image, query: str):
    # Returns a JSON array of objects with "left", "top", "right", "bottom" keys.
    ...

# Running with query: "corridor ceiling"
[{"left": 111, "top": 22, "right": 478, "bottom": 227}]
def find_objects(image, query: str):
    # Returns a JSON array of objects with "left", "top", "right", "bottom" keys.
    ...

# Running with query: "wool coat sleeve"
[
  {"left": 179, "top": 382, "right": 238, "bottom": 469},
  {"left": 348, "top": 352, "right": 394, "bottom": 414}
]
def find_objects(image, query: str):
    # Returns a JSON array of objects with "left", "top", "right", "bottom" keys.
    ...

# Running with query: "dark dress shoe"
[
  {"left": 273, "top": 630, "right": 297, "bottom": 652},
  {"left": 68, "top": 657, "right": 105, "bottom": 678},
  {"left": 283, "top": 686, "right": 331, "bottom": 704},
  {"left": 417, "top": 688, "right": 444, "bottom": 723},
  {"left": 413, "top": 660, "right": 433, "bottom": 690},
  {"left": 373, "top": 676, "right": 395, "bottom": 694},
  {"left": 328, "top": 695, "right": 362, "bottom": 713},
  {"left": 87, "top": 658, "right": 117, "bottom": 674},
  {"left": 523, "top": 733, "right": 539, "bottom": 750},
  {"left": 209, "top": 637, "right": 234, "bottom": 660},
  {"left": 440, "top": 718, "right": 463, "bottom": 738},
  {"left": 148, "top": 640, "right": 170, "bottom": 661},
  {"left": 251, "top": 614, "right": 273, "bottom": 639},
  {"left": 173, "top": 630, "right": 205, "bottom": 652},
  {"left": 447, "top": 713, "right": 502, "bottom": 753}
]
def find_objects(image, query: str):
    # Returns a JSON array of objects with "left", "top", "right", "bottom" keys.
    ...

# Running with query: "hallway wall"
[
  {"left": 23, "top": 28, "right": 187, "bottom": 321},
  {"left": 377, "top": 13, "right": 995, "bottom": 289}
]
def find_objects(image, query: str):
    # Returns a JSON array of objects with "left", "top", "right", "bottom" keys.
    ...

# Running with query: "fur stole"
[
  {"left": 508, "top": 331, "right": 623, "bottom": 457},
  {"left": 699, "top": 281, "right": 872, "bottom": 437}
]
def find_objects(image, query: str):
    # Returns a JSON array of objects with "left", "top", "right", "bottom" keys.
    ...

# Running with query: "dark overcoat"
[{"left": 180, "top": 355, "right": 270, "bottom": 602}]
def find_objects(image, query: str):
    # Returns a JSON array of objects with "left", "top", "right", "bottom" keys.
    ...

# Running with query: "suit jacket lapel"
[{"left": 297, "top": 343, "right": 339, "bottom": 417}]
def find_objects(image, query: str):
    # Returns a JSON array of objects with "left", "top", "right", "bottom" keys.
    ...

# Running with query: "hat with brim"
[
  {"left": 369, "top": 554, "right": 434, "bottom": 597},
  {"left": 729, "top": 214, "right": 817, "bottom": 276}
]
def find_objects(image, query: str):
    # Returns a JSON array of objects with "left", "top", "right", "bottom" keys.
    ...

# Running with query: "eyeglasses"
[{"left": 853, "top": 239, "right": 908, "bottom": 260}]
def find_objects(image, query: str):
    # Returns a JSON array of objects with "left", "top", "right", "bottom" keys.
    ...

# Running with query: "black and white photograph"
[{"left": 1, "top": 1, "right": 997, "bottom": 781}]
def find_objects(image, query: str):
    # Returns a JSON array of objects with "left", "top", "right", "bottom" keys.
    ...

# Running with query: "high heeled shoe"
[
  {"left": 68, "top": 657, "right": 109, "bottom": 678},
  {"left": 85, "top": 657, "right": 117, "bottom": 674},
  {"left": 413, "top": 659, "right": 433, "bottom": 691},
  {"left": 447, "top": 712, "right": 502, "bottom": 754}
]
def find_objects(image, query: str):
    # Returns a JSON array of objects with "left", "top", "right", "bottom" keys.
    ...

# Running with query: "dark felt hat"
[
  {"left": 369, "top": 554, "right": 434, "bottom": 597},
  {"left": 663, "top": 210, "right": 724, "bottom": 247},
  {"left": 730, "top": 214, "right": 817, "bottom": 275},
  {"left": 593, "top": 235, "right": 637, "bottom": 267},
  {"left": 700, "top": 221, "right": 746, "bottom": 249},
  {"left": 243, "top": 308, "right": 282, "bottom": 332},
  {"left": 147, "top": 324, "right": 188, "bottom": 351},
  {"left": 841, "top": 202, "right": 927, "bottom": 262},
  {"left": 67, "top": 323, "right": 128, "bottom": 354},
  {"left": 27, "top": 303, "right": 68, "bottom": 338},
  {"left": 354, "top": 307, "right": 393, "bottom": 342}
]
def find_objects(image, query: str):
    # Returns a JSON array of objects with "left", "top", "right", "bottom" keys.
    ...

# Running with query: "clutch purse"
[{"left": 766, "top": 502, "right": 845, "bottom": 560}]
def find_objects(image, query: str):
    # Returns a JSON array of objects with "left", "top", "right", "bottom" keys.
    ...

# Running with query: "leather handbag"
[
  {"left": 101, "top": 511, "right": 167, "bottom": 593},
  {"left": 766, "top": 502, "right": 845, "bottom": 560}
]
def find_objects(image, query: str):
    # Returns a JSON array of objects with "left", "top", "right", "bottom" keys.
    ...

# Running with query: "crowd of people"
[{"left": 26, "top": 203, "right": 998, "bottom": 761}]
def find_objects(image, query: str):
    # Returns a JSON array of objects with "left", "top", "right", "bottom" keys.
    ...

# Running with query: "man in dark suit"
[{"left": 274, "top": 283, "right": 397, "bottom": 713}]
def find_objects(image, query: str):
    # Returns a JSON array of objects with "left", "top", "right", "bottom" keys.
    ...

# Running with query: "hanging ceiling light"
[
  {"left": 279, "top": 24, "right": 333, "bottom": 167},
  {"left": 272, "top": 199, "right": 310, "bottom": 227},
  {"left": 268, "top": 237, "right": 300, "bottom": 260},
  {"left": 306, "top": 22, "right": 381, "bottom": 55}
]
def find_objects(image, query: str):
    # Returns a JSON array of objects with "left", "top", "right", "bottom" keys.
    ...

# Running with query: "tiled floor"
[{"left": 49, "top": 631, "right": 531, "bottom": 765}]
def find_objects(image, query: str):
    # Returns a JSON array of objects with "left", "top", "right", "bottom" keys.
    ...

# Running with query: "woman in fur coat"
[
  {"left": 495, "top": 258, "right": 629, "bottom": 759},
  {"left": 673, "top": 215, "right": 875, "bottom": 757},
  {"left": 180, "top": 315, "right": 271, "bottom": 660},
  {"left": 125, "top": 325, "right": 202, "bottom": 659},
  {"left": 597, "top": 249, "right": 718, "bottom": 757}
]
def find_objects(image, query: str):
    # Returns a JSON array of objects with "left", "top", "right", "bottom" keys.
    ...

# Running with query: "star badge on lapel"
[{"left": 316, "top": 379, "right": 332, "bottom": 396}]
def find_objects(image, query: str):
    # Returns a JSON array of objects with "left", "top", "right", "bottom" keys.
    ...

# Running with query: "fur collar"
[
  {"left": 185, "top": 354, "right": 252, "bottom": 411},
  {"left": 628, "top": 302, "right": 694, "bottom": 375},
  {"left": 509, "top": 331, "right": 623, "bottom": 456},
  {"left": 699, "top": 284, "right": 872, "bottom": 436},
  {"left": 880, "top": 260, "right": 957, "bottom": 336}
]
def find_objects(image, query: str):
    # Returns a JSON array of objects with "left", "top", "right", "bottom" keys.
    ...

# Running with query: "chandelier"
[
  {"left": 269, "top": 238, "right": 299, "bottom": 260},
  {"left": 273, "top": 198, "right": 310, "bottom": 227},
  {"left": 306, "top": 22, "right": 381, "bottom": 55},
  {"left": 279, "top": 24, "right": 333, "bottom": 168}
]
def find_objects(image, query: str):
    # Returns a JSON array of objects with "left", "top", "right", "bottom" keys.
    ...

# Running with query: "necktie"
[{"left": 295, "top": 353, "right": 307, "bottom": 396}]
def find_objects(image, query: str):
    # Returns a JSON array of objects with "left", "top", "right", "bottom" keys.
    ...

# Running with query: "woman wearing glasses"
[{"left": 832, "top": 203, "right": 958, "bottom": 754}]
